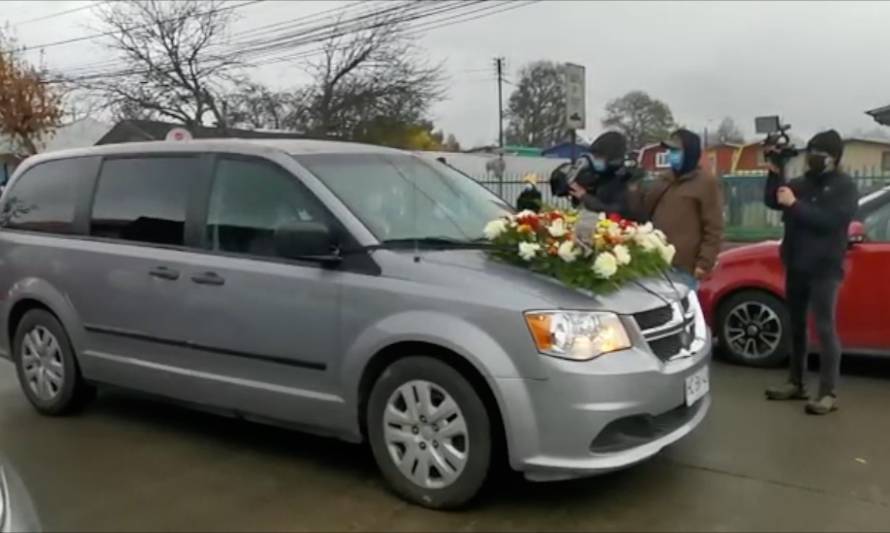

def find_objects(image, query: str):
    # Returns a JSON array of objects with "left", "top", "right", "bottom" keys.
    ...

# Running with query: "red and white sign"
[{"left": 165, "top": 127, "right": 192, "bottom": 141}]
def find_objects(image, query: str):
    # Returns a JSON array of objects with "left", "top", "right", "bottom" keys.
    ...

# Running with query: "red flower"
[
  {"left": 516, "top": 213, "right": 540, "bottom": 230},
  {"left": 607, "top": 213, "right": 623, "bottom": 223}
]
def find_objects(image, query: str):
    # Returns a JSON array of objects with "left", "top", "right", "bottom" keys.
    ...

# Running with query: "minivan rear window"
[
  {"left": 0, "top": 157, "right": 93, "bottom": 234},
  {"left": 90, "top": 156, "right": 200, "bottom": 246}
]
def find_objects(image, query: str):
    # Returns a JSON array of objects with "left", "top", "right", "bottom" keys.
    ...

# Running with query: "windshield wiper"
[{"left": 375, "top": 236, "right": 493, "bottom": 250}]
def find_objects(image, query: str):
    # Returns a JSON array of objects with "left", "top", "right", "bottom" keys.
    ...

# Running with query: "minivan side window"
[
  {"left": 206, "top": 157, "right": 327, "bottom": 258},
  {"left": 0, "top": 157, "right": 91, "bottom": 234},
  {"left": 90, "top": 156, "right": 200, "bottom": 246}
]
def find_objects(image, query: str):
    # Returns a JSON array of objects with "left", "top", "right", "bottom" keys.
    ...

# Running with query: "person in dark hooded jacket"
[
  {"left": 631, "top": 128, "right": 724, "bottom": 280},
  {"left": 762, "top": 129, "right": 858, "bottom": 415},
  {"left": 566, "top": 131, "right": 642, "bottom": 220}
]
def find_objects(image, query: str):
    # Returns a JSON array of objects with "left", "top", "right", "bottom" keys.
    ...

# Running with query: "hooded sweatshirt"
[
  {"left": 578, "top": 132, "right": 643, "bottom": 220},
  {"left": 631, "top": 129, "right": 725, "bottom": 274}
]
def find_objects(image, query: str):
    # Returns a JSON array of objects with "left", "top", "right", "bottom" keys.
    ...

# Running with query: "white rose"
[
  {"left": 659, "top": 243, "right": 676, "bottom": 264},
  {"left": 557, "top": 240, "right": 580, "bottom": 263},
  {"left": 483, "top": 219, "right": 508, "bottom": 240},
  {"left": 638, "top": 222, "right": 654, "bottom": 235},
  {"left": 518, "top": 242, "right": 541, "bottom": 261},
  {"left": 548, "top": 218, "right": 568, "bottom": 238},
  {"left": 634, "top": 232, "right": 657, "bottom": 251},
  {"left": 516, "top": 210, "right": 537, "bottom": 219},
  {"left": 653, "top": 228, "right": 668, "bottom": 242},
  {"left": 593, "top": 251, "right": 619, "bottom": 279},
  {"left": 613, "top": 244, "right": 631, "bottom": 265}
]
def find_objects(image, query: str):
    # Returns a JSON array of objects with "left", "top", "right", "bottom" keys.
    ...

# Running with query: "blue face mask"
[
  {"left": 591, "top": 157, "right": 607, "bottom": 173},
  {"left": 668, "top": 149, "right": 684, "bottom": 172}
]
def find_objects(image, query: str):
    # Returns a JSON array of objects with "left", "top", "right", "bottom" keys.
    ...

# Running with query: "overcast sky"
[{"left": 6, "top": 0, "right": 890, "bottom": 148}]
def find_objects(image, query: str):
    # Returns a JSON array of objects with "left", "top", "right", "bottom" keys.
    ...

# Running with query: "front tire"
[
  {"left": 716, "top": 290, "right": 790, "bottom": 367},
  {"left": 13, "top": 309, "right": 94, "bottom": 415},
  {"left": 367, "top": 356, "right": 492, "bottom": 509}
]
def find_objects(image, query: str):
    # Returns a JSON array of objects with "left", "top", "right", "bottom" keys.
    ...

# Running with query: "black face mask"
[{"left": 807, "top": 154, "right": 827, "bottom": 174}]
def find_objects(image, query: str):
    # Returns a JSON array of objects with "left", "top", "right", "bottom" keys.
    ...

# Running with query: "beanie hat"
[
  {"left": 806, "top": 129, "right": 843, "bottom": 163},
  {"left": 590, "top": 131, "right": 628, "bottom": 163}
]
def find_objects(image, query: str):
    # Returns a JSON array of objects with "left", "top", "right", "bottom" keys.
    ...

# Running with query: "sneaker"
[
  {"left": 805, "top": 395, "right": 838, "bottom": 415},
  {"left": 765, "top": 382, "right": 808, "bottom": 401}
]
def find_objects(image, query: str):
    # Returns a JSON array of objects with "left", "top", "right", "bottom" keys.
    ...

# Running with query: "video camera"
[
  {"left": 756, "top": 115, "right": 799, "bottom": 167},
  {"left": 549, "top": 154, "right": 639, "bottom": 198}
]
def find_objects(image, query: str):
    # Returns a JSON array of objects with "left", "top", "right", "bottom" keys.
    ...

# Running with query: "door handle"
[
  {"left": 191, "top": 271, "right": 225, "bottom": 286},
  {"left": 149, "top": 266, "right": 180, "bottom": 281}
]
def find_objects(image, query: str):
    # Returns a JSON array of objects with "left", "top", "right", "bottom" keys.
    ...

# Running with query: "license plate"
[{"left": 685, "top": 365, "right": 709, "bottom": 407}]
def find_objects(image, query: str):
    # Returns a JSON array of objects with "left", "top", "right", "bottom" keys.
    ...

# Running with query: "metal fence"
[{"left": 474, "top": 172, "right": 890, "bottom": 242}]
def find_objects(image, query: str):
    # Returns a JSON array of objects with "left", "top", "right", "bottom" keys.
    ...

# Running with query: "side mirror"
[
  {"left": 274, "top": 221, "right": 341, "bottom": 263},
  {"left": 848, "top": 220, "right": 866, "bottom": 245}
]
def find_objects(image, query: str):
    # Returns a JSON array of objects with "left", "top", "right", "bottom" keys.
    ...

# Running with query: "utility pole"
[{"left": 494, "top": 57, "right": 505, "bottom": 149}]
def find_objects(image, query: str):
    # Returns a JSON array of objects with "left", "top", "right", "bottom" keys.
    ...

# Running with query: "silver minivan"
[{"left": 0, "top": 140, "right": 710, "bottom": 509}]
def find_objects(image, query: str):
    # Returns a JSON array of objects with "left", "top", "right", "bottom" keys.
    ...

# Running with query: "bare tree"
[
  {"left": 292, "top": 12, "right": 446, "bottom": 140},
  {"left": 714, "top": 116, "right": 744, "bottom": 145},
  {"left": 87, "top": 0, "right": 240, "bottom": 128},
  {"left": 223, "top": 82, "right": 292, "bottom": 130},
  {"left": 0, "top": 28, "right": 63, "bottom": 155}
]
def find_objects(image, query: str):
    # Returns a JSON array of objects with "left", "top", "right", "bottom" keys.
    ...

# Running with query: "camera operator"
[
  {"left": 763, "top": 130, "right": 858, "bottom": 415},
  {"left": 561, "top": 131, "right": 642, "bottom": 220}
]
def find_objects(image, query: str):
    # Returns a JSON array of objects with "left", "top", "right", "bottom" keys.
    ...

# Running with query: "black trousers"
[{"left": 786, "top": 272, "right": 842, "bottom": 397}]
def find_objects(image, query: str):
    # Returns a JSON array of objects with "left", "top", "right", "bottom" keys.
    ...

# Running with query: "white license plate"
[{"left": 685, "top": 365, "right": 710, "bottom": 407}]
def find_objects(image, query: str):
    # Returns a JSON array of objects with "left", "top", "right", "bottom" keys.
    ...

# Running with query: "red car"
[{"left": 699, "top": 186, "right": 890, "bottom": 366}]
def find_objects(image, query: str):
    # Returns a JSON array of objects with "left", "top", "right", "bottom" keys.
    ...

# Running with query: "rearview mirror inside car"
[
  {"left": 274, "top": 222, "right": 340, "bottom": 263},
  {"left": 848, "top": 220, "right": 866, "bottom": 245}
]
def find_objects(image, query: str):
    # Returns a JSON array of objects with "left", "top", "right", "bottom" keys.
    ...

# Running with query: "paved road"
[{"left": 2, "top": 356, "right": 890, "bottom": 532}]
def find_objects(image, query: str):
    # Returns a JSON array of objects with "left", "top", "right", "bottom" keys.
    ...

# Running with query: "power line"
[
  {"left": 19, "top": 0, "right": 265, "bottom": 53},
  {"left": 52, "top": 1, "right": 470, "bottom": 82},
  {"left": 11, "top": 1, "right": 104, "bottom": 26},
  {"left": 48, "top": 0, "right": 540, "bottom": 85},
  {"left": 58, "top": 0, "right": 377, "bottom": 76}
]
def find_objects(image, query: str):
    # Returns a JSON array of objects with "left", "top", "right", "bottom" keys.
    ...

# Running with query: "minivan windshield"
[{"left": 296, "top": 153, "right": 511, "bottom": 243}]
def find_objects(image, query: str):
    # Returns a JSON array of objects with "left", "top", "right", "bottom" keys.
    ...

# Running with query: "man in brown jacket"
[{"left": 633, "top": 129, "right": 724, "bottom": 282}]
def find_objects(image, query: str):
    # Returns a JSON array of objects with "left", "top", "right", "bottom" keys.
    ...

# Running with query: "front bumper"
[{"left": 497, "top": 334, "right": 711, "bottom": 482}]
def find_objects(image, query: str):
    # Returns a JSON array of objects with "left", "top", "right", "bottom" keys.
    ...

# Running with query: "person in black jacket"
[
  {"left": 515, "top": 174, "right": 543, "bottom": 212},
  {"left": 763, "top": 129, "right": 858, "bottom": 415},
  {"left": 564, "top": 131, "right": 642, "bottom": 220}
]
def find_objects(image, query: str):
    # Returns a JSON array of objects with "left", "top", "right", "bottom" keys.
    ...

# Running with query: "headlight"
[{"left": 524, "top": 311, "right": 631, "bottom": 360}]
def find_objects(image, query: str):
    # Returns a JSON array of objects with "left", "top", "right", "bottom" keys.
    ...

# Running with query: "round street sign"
[{"left": 165, "top": 127, "right": 192, "bottom": 141}]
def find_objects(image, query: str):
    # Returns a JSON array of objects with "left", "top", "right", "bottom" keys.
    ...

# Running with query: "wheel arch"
[
  {"left": 3, "top": 278, "right": 87, "bottom": 368},
  {"left": 356, "top": 341, "right": 509, "bottom": 468}
]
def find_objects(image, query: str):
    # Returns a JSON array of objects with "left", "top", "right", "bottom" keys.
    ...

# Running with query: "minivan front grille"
[
  {"left": 633, "top": 305, "right": 673, "bottom": 331},
  {"left": 648, "top": 334, "right": 683, "bottom": 360},
  {"left": 634, "top": 295, "right": 696, "bottom": 362}
]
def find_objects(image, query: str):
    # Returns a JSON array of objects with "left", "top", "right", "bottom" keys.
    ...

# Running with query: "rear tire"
[
  {"left": 716, "top": 290, "right": 790, "bottom": 367},
  {"left": 367, "top": 356, "right": 492, "bottom": 509},
  {"left": 13, "top": 309, "right": 94, "bottom": 415}
]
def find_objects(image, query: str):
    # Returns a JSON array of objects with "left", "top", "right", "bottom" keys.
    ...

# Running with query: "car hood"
[
  {"left": 719, "top": 240, "right": 780, "bottom": 263},
  {"left": 377, "top": 249, "right": 688, "bottom": 315}
]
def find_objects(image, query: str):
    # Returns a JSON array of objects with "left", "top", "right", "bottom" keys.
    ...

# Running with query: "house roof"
[
  {"left": 843, "top": 137, "right": 890, "bottom": 147},
  {"left": 866, "top": 105, "right": 890, "bottom": 125},
  {"left": 95, "top": 119, "right": 317, "bottom": 145}
]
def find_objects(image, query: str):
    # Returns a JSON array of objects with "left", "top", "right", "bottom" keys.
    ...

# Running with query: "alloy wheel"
[{"left": 724, "top": 301, "right": 783, "bottom": 361}]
